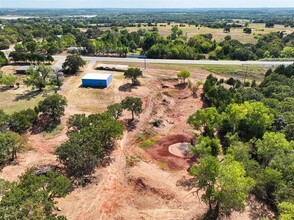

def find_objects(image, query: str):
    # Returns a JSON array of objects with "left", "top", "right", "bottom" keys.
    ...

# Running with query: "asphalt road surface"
[{"left": 53, "top": 55, "right": 294, "bottom": 68}]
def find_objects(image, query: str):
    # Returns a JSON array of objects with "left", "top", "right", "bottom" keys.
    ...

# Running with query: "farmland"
[{"left": 126, "top": 23, "right": 294, "bottom": 44}]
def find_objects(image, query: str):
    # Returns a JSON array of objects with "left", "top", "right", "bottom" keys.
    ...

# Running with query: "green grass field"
[{"left": 0, "top": 86, "right": 56, "bottom": 114}]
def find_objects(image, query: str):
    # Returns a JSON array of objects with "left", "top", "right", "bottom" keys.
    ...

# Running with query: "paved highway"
[{"left": 53, "top": 55, "right": 294, "bottom": 68}]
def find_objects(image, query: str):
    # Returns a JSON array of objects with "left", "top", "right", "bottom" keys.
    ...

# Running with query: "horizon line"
[{"left": 2, "top": 7, "right": 294, "bottom": 9}]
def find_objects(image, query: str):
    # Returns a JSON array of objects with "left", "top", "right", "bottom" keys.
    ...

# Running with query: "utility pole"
[
  {"left": 244, "top": 66, "right": 248, "bottom": 84},
  {"left": 144, "top": 58, "right": 147, "bottom": 70}
]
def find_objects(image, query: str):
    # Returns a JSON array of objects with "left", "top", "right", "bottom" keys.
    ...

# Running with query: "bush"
[{"left": 140, "top": 139, "right": 155, "bottom": 148}]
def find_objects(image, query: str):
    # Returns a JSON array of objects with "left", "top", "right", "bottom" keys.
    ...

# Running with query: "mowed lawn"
[{"left": 126, "top": 23, "right": 294, "bottom": 44}]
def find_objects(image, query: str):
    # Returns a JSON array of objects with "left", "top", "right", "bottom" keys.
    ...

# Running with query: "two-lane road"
[{"left": 53, "top": 55, "right": 294, "bottom": 68}]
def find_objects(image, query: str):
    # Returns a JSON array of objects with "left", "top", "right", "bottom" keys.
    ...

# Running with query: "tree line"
[
  {"left": 187, "top": 64, "right": 294, "bottom": 219},
  {"left": 4, "top": 16, "right": 294, "bottom": 61}
]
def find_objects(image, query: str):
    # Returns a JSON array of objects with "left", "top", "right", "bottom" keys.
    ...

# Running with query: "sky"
[{"left": 1, "top": 0, "right": 294, "bottom": 9}]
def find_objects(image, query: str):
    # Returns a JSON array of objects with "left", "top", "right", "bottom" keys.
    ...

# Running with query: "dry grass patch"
[{"left": 126, "top": 23, "right": 294, "bottom": 44}]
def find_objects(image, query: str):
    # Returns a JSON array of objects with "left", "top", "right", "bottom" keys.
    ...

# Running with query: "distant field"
[{"left": 125, "top": 23, "right": 294, "bottom": 44}]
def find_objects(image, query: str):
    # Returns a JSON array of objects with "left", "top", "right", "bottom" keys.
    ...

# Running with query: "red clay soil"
[{"left": 146, "top": 134, "right": 194, "bottom": 170}]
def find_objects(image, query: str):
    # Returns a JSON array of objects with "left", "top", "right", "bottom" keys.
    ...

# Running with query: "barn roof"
[{"left": 82, "top": 73, "right": 112, "bottom": 80}]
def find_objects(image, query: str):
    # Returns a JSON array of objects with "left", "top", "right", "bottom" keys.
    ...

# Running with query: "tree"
[
  {"left": 0, "top": 170, "right": 70, "bottom": 219},
  {"left": 278, "top": 202, "right": 294, "bottom": 220},
  {"left": 192, "top": 135, "right": 221, "bottom": 157},
  {"left": 62, "top": 54, "right": 86, "bottom": 75},
  {"left": 170, "top": 25, "right": 183, "bottom": 40},
  {"left": 9, "top": 109, "right": 38, "bottom": 134},
  {"left": 24, "top": 41, "right": 38, "bottom": 53},
  {"left": 107, "top": 103, "right": 124, "bottom": 120},
  {"left": 188, "top": 107, "right": 221, "bottom": 137},
  {"left": 223, "top": 26, "right": 230, "bottom": 33},
  {"left": 189, "top": 156, "right": 220, "bottom": 212},
  {"left": 0, "top": 51, "right": 8, "bottom": 66},
  {"left": 177, "top": 70, "right": 191, "bottom": 84},
  {"left": 243, "top": 28, "right": 252, "bottom": 34},
  {"left": 56, "top": 132, "right": 99, "bottom": 178},
  {"left": 67, "top": 114, "right": 89, "bottom": 132},
  {"left": 24, "top": 64, "right": 53, "bottom": 91},
  {"left": 0, "top": 40, "right": 9, "bottom": 50},
  {"left": 226, "top": 102, "right": 274, "bottom": 141},
  {"left": 56, "top": 113, "right": 123, "bottom": 178},
  {"left": 50, "top": 69, "right": 64, "bottom": 89},
  {"left": 121, "top": 96, "right": 143, "bottom": 120},
  {"left": 215, "top": 157, "right": 255, "bottom": 217},
  {"left": 281, "top": 47, "right": 294, "bottom": 58},
  {"left": 256, "top": 132, "right": 292, "bottom": 167},
  {"left": 189, "top": 156, "right": 255, "bottom": 219},
  {"left": 0, "top": 110, "right": 9, "bottom": 132},
  {"left": 223, "top": 103, "right": 248, "bottom": 134},
  {"left": 0, "top": 131, "right": 22, "bottom": 164},
  {"left": 255, "top": 167, "right": 284, "bottom": 206},
  {"left": 124, "top": 68, "right": 143, "bottom": 85},
  {"left": 37, "top": 94, "right": 67, "bottom": 121},
  {"left": 0, "top": 74, "right": 17, "bottom": 87},
  {"left": 265, "top": 22, "right": 275, "bottom": 28},
  {"left": 142, "top": 32, "right": 160, "bottom": 52},
  {"left": 231, "top": 48, "right": 256, "bottom": 61}
]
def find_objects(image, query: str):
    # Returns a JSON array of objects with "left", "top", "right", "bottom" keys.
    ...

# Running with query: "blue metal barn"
[{"left": 82, "top": 73, "right": 112, "bottom": 88}]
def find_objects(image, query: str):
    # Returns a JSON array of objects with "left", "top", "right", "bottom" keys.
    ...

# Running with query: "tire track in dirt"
[
  {"left": 56, "top": 77, "right": 160, "bottom": 219},
  {"left": 96, "top": 79, "right": 160, "bottom": 219}
]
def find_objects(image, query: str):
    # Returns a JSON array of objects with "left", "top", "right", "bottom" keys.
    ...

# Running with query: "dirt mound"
[
  {"left": 129, "top": 177, "right": 175, "bottom": 200},
  {"left": 146, "top": 134, "right": 193, "bottom": 170}
]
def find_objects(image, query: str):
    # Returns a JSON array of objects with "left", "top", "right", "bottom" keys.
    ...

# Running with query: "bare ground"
[{"left": 0, "top": 62, "right": 274, "bottom": 219}]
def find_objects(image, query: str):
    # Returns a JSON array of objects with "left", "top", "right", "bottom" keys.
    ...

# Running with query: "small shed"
[{"left": 82, "top": 73, "right": 112, "bottom": 88}]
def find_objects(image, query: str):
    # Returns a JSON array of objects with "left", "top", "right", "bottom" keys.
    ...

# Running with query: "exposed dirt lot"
[{"left": 0, "top": 62, "right": 273, "bottom": 220}]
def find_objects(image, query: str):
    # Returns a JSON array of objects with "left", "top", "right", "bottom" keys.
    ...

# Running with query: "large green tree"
[
  {"left": 256, "top": 132, "right": 292, "bottom": 167},
  {"left": 0, "top": 170, "right": 70, "bottom": 219},
  {"left": 56, "top": 113, "right": 123, "bottom": 178},
  {"left": 188, "top": 107, "right": 221, "bottom": 137},
  {"left": 9, "top": 109, "right": 38, "bottom": 134},
  {"left": 124, "top": 68, "right": 143, "bottom": 85},
  {"left": 190, "top": 156, "right": 255, "bottom": 219},
  {"left": 62, "top": 55, "right": 86, "bottom": 75},
  {"left": 37, "top": 94, "right": 67, "bottom": 121},
  {"left": 107, "top": 103, "right": 124, "bottom": 120},
  {"left": 0, "top": 131, "right": 22, "bottom": 164},
  {"left": 24, "top": 64, "right": 53, "bottom": 91},
  {"left": 121, "top": 96, "right": 143, "bottom": 120}
]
